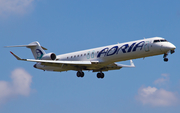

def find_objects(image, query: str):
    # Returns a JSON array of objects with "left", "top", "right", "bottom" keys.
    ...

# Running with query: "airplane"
[{"left": 6, "top": 37, "right": 176, "bottom": 79}]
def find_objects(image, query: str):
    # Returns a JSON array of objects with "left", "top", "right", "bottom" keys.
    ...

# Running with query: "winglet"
[
  {"left": 10, "top": 51, "right": 22, "bottom": 60},
  {"left": 130, "top": 60, "right": 135, "bottom": 67}
]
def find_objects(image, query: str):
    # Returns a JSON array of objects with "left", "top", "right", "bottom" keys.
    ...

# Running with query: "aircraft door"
[{"left": 144, "top": 41, "right": 150, "bottom": 52}]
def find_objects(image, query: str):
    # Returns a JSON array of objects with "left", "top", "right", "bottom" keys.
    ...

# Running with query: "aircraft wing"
[
  {"left": 10, "top": 51, "right": 135, "bottom": 72},
  {"left": 92, "top": 60, "right": 135, "bottom": 72},
  {"left": 115, "top": 60, "right": 135, "bottom": 68},
  {"left": 10, "top": 51, "right": 92, "bottom": 65}
]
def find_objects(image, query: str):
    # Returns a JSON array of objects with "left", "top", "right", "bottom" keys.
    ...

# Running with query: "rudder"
[{"left": 27, "top": 42, "right": 46, "bottom": 59}]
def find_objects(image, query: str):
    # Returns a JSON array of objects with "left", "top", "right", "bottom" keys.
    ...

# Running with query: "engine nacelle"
[{"left": 41, "top": 53, "right": 56, "bottom": 60}]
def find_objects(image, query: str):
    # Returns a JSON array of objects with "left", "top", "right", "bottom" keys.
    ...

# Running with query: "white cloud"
[
  {"left": 0, "top": 0, "right": 35, "bottom": 16},
  {"left": 136, "top": 86, "right": 178, "bottom": 106},
  {"left": 154, "top": 73, "right": 169, "bottom": 85},
  {"left": 0, "top": 68, "right": 32, "bottom": 105}
]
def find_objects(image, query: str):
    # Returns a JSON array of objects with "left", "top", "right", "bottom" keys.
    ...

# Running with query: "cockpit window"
[
  {"left": 160, "top": 39, "right": 168, "bottom": 42},
  {"left": 153, "top": 39, "right": 168, "bottom": 43},
  {"left": 153, "top": 40, "right": 160, "bottom": 43}
]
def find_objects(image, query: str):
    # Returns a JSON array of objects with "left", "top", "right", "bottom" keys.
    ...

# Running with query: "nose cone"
[
  {"left": 161, "top": 42, "right": 176, "bottom": 51},
  {"left": 167, "top": 43, "right": 176, "bottom": 50}
]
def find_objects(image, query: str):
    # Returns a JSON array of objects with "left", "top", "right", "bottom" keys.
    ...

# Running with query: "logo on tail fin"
[{"left": 36, "top": 49, "right": 43, "bottom": 59}]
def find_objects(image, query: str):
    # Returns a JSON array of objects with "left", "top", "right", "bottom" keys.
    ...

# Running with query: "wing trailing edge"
[{"left": 10, "top": 51, "right": 92, "bottom": 65}]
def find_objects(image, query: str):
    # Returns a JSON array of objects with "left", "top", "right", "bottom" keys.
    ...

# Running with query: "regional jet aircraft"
[{"left": 6, "top": 37, "right": 176, "bottom": 79}]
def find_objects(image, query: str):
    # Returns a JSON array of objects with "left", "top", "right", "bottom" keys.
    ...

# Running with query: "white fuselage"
[
  {"left": 35, "top": 37, "right": 176, "bottom": 72},
  {"left": 57, "top": 37, "right": 172, "bottom": 62}
]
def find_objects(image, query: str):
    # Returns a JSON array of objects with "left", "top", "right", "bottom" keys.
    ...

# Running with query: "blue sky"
[{"left": 1, "top": 0, "right": 180, "bottom": 113}]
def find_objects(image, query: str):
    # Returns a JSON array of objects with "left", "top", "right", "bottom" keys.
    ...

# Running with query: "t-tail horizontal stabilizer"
[
  {"left": 5, "top": 41, "right": 47, "bottom": 59},
  {"left": 5, "top": 43, "right": 47, "bottom": 50}
]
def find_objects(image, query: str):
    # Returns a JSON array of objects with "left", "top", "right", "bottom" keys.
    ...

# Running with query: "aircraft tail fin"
[{"left": 5, "top": 41, "right": 47, "bottom": 59}]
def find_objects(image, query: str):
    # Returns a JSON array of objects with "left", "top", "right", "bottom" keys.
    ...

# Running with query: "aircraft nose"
[
  {"left": 161, "top": 42, "right": 176, "bottom": 51},
  {"left": 167, "top": 43, "right": 176, "bottom": 50}
]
